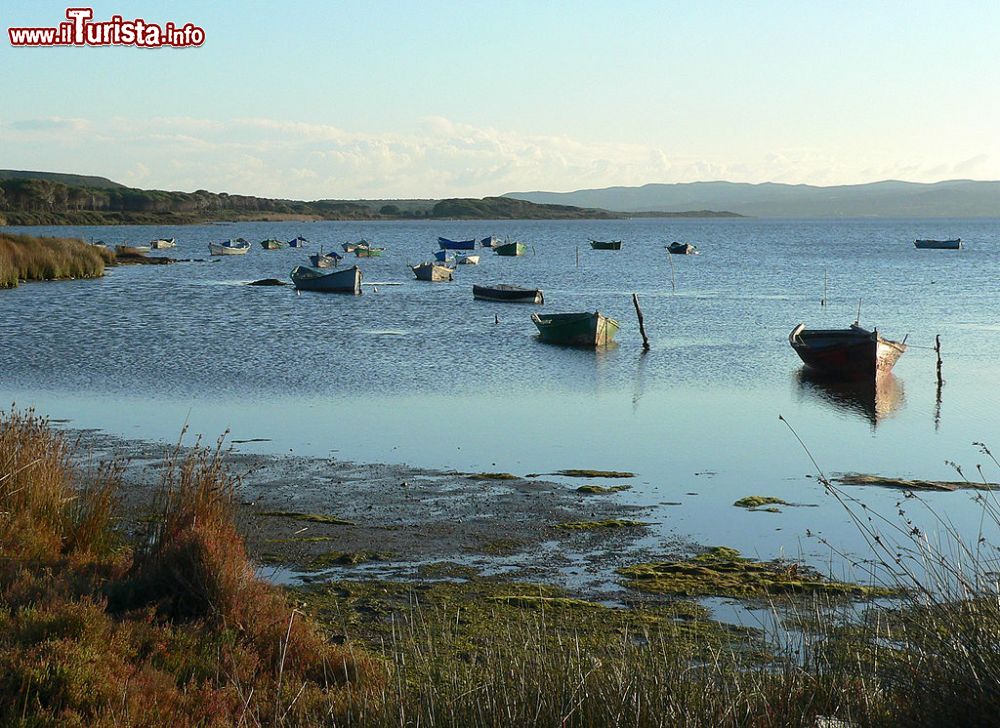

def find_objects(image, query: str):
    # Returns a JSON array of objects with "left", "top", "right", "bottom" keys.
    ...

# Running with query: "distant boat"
[
  {"left": 410, "top": 263, "right": 454, "bottom": 282},
  {"left": 914, "top": 238, "right": 961, "bottom": 250},
  {"left": 309, "top": 251, "right": 343, "bottom": 268},
  {"left": 789, "top": 323, "right": 906, "bottom": 377},
  {"left": 342, "top": 240, "right": 369, "bottom": 253},
  {"left": 287, "top": 236, "right": 310, "bottom": 248},
  {"left": 260, "top": 239, "right": 287, "bottom": 250},
  {"left": 494, "top": 241, "right": 526, "bottom": 257},
  {"left": 456, "top": 254, "right": 480, "bottom": 265},
  {"left": 433, "top": 249, "right": 454, "bottom": 263},
  {"left": 209, "top": 239, "right": 251, "bottom": 255},
  {"left": 115, "top": 244, "right": 149, "bottom": 255},
  {"left": 667, "top": 242, "right": 699, "bottom": 255},
  {"left": 473, "top": 284, "right": 543, "bottom": 304},
  {"left": 590, "top": 240, "right": 622, "bottom": 250},
  {"left": 532, "top": 311, "right": 620, "bottom": 347},
  {"left": 356, "top": 246, "right": 384, "bottom": 257},
  {"left": 149, "top": 238, "right": 176, "bottom": 249},
  {"left": 290, "top": 264, "right": 362, "bottom": 294},
  {"left": 438, "top": 236, "right": 476, "bottom": 250},
  {"left": 481, "top": 235, "right": 500, "bottom": 248}
]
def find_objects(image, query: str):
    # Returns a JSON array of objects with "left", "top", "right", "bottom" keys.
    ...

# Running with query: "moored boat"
[
  {"left": 309, "top": 251, "right": 343, "bottom": 268},
  {"left": 356, "top": 246, "right": 384, "bottom": 257},
  {"left": 590, "top": 240, "right": 622, "bottom": 250},
  {"left": 494, "top": 241, "right": 526, "bottom": 257},
  {"left": 914, "top": 238, "right": 961, "bottom": 250},
  {"left": 667, "top": 242, "right": 699, "bottom": 255},
  {"left": 410, "top": 263, "right": 454, "bottom": 282},
  {"left": 149, "top": 238, "right": 176, "bottom": 249},
  {"left": 287, "top": 236, "right": 310, "bottom": 248},
  {"left": 438, "top": 236, "right": 476, "bottom": 250},
  {"left": 531, "top": 311, "right": 620, "bottom": 347},
  {"left": 456, "top": 254, "right": 480, "bottom": 265},
  {"left": 208, "top": 238, "right": 251, "bottom": 255},
  {"left": 290, "top": 265, "right": 362, "bottom": 294},
  {"left": 473, "top": 284, "right": 543, "bottom": 304},
  {"left": 433, "top": 249, "right": 454, "bottom": 263},
  {"left": 260, "top": 238, "right": 287, "bottom": 250},
  {"left": 789, "top": 323, "right": 906, "bottom": 377},
  {"left": 481, "top": 235, "right": 499, "bottom": 247}
]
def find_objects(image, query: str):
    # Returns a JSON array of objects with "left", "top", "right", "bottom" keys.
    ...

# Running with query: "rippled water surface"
[{"left": 4, "top": 218, "right": 999, "bottom": 570}]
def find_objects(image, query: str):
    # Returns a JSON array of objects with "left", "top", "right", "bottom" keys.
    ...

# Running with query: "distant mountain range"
[{"left": 505, "top": 180, "right": 1000, "bottom": 218}]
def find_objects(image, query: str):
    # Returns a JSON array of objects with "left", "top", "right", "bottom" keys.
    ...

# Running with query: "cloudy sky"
[{"left": 2, "top": 0, "right": 998, "bottom": 199}]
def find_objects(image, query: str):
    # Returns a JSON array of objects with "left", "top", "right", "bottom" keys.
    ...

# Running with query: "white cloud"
[{"left": 0, "top": 114, "right": 996, "bottom": 197}]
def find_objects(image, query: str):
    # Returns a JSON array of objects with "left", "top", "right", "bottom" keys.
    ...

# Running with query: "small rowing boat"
[
  {"left": 473, "top": 284, "right": 543, "bottom": 304},
  {"left": 531, "top": 311, "right": 620, "bottom": 347}
]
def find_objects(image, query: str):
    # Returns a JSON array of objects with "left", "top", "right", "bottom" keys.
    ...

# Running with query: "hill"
[
  {"left": 0, "top": 169, "right": 125, "bottom": 190},
  {"left": 505, "top": 179, "right": 1000, "bottom": 218}
]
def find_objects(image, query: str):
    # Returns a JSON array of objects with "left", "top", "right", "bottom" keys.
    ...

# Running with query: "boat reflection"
[{"left": 794, "top": 369, "right": 906, "bottom": 429}]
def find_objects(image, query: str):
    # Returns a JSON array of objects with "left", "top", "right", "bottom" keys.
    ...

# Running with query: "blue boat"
[
  {"left": 434, "top": 250, "right": 455, "bottom": 262},
  {"left": 438, "top": 237, "right": 476, "bottom": 250}
]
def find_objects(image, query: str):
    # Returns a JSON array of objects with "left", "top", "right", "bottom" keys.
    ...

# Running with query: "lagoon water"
[{"left": 3, "top": 218, "right": 1000, "bottom": 577}]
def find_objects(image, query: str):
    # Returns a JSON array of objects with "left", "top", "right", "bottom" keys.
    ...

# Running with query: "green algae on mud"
[
  {"left": 554, "top": 469, "right": 636, "bottom": 478},
  {"left": 834, "top": 473, "right": 999, "bottom": 491},
  {"left": 576, "top": 484, "right": 632, "bottom": 494},
  {"left": 472, "top": 537, "right": 525, "bottom": 555},
  {"left": 295, "top": 575, "right": 758, "bottom": 663},
  {"left": 620, "top": 547, "right": 898, "bottom": 599},
  {"left": 256, "top": 510, "right": 354, "bottom": 525},
  {"left": 734, "top": 495, "right": 788, "bottom": 509},
  {"left": 554, "top": 519, "right": 650, "bottom": 530},
  {"left": 307, "top": 550, "right": 393, "bottom": 570},
  {"left": 465, "top": 472, "right": 519, "bottom": 480}
]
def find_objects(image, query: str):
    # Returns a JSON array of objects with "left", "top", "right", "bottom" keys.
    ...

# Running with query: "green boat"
[
  {"left": 590, "top": 240, "right": 622, "bottom": 250},
  {"left": 531, "top": 311, "right": 620, "bottom": 347},
  {"left": 260, "top": 239, "right": 288, "bottom": 250},
  {"left": 494, "top": 241, "right": 526, "bottom": 257},
  {"left": 355, "top": 246, "right": 384, "bottom": 257}
]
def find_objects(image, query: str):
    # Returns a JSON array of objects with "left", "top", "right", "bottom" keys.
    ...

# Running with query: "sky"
[{"left": 1, "top": 0, "right": 998, "bottom": 199}]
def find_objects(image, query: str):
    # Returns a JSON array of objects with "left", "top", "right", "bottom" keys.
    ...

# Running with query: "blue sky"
[{"left": 1, "top": 0, "right": 997, "bottom": 198}]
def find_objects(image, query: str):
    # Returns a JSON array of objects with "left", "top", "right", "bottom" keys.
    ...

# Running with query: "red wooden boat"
[{"left": 789, "top": 323, "right": 906, "bottom": 377}]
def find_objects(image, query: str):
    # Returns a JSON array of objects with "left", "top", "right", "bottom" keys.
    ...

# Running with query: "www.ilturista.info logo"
[{"left": 8, "top": 7, "right": 205, "bottom": 48}]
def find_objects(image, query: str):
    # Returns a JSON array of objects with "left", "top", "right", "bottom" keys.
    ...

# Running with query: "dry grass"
[
  {"left": 0, "top": 232, "right": 114, "bottom": 287},
  {"left": 0, "top": 409, "right": 378, "bottom": 726}
]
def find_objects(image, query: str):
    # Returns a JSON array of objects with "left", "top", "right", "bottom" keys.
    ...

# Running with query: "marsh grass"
[
  {"left": 0, "top": 232, "right": 113, "bottom": 287},
  {"left": 0, "top": 409, "right": 377, "bottom": 726}
]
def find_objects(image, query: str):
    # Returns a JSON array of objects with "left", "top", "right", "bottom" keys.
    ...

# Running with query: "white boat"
[
  {"left": 209, "top": 238, "right": 251, "bottom": 256},
  {"left": 456, "top": 254, "right": 480, "bottom": 265},
  {"left": 149, "top": 238, "right": 176, "bottom": 249},
  {"left": 411, "top": 263, "right": 454, "bottom": 282}
]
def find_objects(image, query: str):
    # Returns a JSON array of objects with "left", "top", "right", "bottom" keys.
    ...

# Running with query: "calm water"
[{"left": 3, "top": 218, "right": 1000, "bottom": 574}]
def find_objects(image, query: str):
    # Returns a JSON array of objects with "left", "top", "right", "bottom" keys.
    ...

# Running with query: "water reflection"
[{"left": 794, "top": 370, "right": 906, "bottom": 429}]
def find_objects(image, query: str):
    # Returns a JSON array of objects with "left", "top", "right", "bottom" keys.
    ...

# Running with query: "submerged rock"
[{"left": 248, "top": 278, "right": 287, "bottom": 286}]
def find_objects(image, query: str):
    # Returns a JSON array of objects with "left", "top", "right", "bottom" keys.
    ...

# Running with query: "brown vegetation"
[
  {"left": 0, "top": 409, "right": 376, "bottom": 726},
  {"left": 0, "top": 232, "right": 113, "bottom": 287}
]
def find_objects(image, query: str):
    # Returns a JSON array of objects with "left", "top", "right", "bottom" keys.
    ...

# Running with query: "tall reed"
[{"left": 0, "top": 232, "right": 113, "bottom": 287}]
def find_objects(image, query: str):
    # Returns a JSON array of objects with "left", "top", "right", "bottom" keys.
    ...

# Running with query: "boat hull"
[
  {"left": 356, "top": 247, "right": 383, "bottom": 257},
  {"left": 209, "top": 241, "right": 250, "bottom": 255},
  {"left": 473, "top": 284, "right": 543, "bottom": 304},
  {"left": 149, "top": 239, "right": 176, "bottom": 249},
  {"left": 309, "top": 253, "right": 341, "bottom": 268},
  {"left": 411, "top": 263, "right": 453, "bottom": 282},
  {"left": 667, "top": 242, "right": 698, "bottom": 255},
  {"left": 531, "top": 311, "right": 620, "bottom": 347},
  {"left": 914, "top": 238, "right": 961, "bottom": 249},
  {"left": 438, "top": 237, "right": 476, "bottom": 250},
  {"left": 260, "top": 240, "right": 287, "bottom": 250},
  {"left": 456, "top": 254, "right": 479, "bottom": 265},
  {"left": 590, "top": 240, "right": 622, "bottom": 250},
  {"left": 495, "top": 242, "right": 526, "bottom": 256},
  {"left": 290, "top": 265, "right": 362, "bottom": 293},
  {"left": 789, "top": 324, "right": 906, "bottom": 377}
]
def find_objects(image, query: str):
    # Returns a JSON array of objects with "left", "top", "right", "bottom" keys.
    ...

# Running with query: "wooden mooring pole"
[
  {"left": 632, "top": 293, "right": 650, "bottom": 351},
  {"left": 935, "top": 335, "right": 943, "bottom": 386}
]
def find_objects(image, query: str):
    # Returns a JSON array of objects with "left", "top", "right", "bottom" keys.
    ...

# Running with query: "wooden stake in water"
[
  {"left": 667, "top": 249, "right": 676, "bottom": 292},
  {"left": 821, "top": 271, "right": 827, "bottom": 307},
  {"left": 854, "top": 298, "right": 862, "bottom": 325},
  {"left": 935, "top": 335, "right": 943, "bottom": 386},
  {"left": 632, "top": 293, "right": 650, "bottom": 351},
  {"left": 576, "top": 244, "right": 579, "bottom": 268}
]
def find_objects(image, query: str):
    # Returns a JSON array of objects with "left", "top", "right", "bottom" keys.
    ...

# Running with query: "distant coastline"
[{"left": 0, "top": 170, "right": 740, "bottom": 225}]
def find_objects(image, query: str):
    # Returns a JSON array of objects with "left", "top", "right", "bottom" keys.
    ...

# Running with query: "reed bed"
[{"left": 0, "top": 232, "right": 113, "bottom": 287}]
